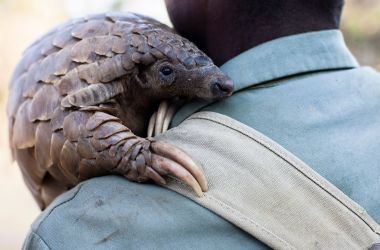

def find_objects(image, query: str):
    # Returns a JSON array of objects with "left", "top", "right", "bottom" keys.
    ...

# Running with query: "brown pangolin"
[{"left": 7, "top": 12, "right": 233, "bottom": 209}]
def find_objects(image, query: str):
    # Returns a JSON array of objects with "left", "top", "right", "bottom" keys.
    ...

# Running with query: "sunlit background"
[{"left": 0, "top": 0, "right": 379, "bottom": 248}]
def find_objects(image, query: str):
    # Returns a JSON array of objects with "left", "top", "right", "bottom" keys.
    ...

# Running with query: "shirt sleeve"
[{"left": 24, "top": 176, "right": 268, "bottom": 250}]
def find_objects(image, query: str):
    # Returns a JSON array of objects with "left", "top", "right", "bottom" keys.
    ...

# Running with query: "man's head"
[{"left": 165, "top": 0, "right": 345, "bottom": 65}]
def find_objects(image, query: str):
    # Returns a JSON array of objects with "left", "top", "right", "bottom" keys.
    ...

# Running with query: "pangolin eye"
[{"left": 160, "top": 66, "right": 173, "bottom": 76}]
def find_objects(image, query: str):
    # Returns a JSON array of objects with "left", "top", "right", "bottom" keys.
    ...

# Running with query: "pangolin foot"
[{"left": 118, "top": 138, "right": 208, "bottom": 197}]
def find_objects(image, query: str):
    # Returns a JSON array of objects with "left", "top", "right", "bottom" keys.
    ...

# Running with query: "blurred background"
[{"left": 0, "top": 0, "right": 379, "bottom": 248}]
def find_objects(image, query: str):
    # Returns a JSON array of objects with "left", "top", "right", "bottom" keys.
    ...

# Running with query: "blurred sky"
[{"left": 0, "top": 0, "right": 379, "bottom": 249}]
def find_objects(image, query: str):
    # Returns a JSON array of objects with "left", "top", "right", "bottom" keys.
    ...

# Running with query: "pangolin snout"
[
  {"left": 211, "top": 77, "right": 234, "bottom": 98},
  {"left": 193, "top": 65, "right": 234, "bottom": 100}
]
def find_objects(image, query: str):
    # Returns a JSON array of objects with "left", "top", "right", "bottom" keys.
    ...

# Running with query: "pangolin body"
[{"left": 7, "top": 12, "right": 233, "bottom": 209}]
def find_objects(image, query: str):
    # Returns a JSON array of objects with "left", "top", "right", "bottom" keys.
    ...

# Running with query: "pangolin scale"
[{"left": 7, "top": 12, "right": 233, "bottom": 209}]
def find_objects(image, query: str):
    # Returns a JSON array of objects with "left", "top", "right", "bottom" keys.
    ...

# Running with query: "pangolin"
[{"left": 7, "top": 12, "right": 233, "bottom": 209}]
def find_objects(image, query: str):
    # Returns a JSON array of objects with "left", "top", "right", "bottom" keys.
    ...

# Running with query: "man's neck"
[{"left": 167, "top": 0, "right": 343, "bottom": 66}]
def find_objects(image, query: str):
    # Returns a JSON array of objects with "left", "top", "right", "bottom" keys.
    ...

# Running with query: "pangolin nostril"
[
  {"left": 214, "top": 82, "right": 221, "bottom": 90},
  {"left": 213, "top": 79, "right": 234, "bottom": 95}
]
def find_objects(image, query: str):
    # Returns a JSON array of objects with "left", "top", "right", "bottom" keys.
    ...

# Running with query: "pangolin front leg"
[{"left": 60, "top": 110, "right": 207, "bottom": 196}]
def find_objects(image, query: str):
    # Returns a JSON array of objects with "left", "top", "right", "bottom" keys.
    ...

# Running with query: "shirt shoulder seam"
[
  {"left": 32, "top": 184, "right": 84, "bottom": 231},
  {"left": 26, "top": 230, "right": 52, "bottom": 250}
]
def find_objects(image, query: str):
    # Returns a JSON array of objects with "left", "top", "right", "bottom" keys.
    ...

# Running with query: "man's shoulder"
[
  {"left": 29, "top": 176, "right": 193, "bottom": 244},
  {"left": 28, "top": 176, "right": 192, "bottom": 249},
  {"left": 26, "top": 176, "right": 264, "bottom": 250}
]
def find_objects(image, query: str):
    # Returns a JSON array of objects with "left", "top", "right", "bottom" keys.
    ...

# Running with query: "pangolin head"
[{"left": 130, "top": 15, "right": 234, "bottom": 101}]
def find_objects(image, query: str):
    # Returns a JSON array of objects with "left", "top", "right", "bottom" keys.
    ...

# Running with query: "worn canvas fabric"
[{"left": 157, "top": 111, "right": 380, "bottom": 249}]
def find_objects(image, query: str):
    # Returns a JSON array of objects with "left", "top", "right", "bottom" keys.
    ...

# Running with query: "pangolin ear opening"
[{"left": 135, "top": 64, "right": 149, "bottom": 88}]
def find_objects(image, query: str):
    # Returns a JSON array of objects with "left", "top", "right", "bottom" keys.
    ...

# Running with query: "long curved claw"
[
  {"left": 147, "top": 98, "right": 186, "bottom": 137},
  {"left": 147, "top": 112, "right": 157, "bottom": 137},
  {"left": 162, "top": 105, "right": 177, "bottom": 133},
  {"left": 154, "top": 100, "right": 169, "bottom": 136},
  {"left": 145, "top": 166, "right": 166, "bottom": 185},
  {"left": 151, "top": 141, "right": 208, "bottom": 192},
  {"left": 151, "top": 154, "right": 203, "bottom": 197}
]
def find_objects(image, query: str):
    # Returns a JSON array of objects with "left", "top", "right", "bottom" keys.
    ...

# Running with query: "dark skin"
[{"left": 165, "top": 0, "right": 344, "bottom": 66}]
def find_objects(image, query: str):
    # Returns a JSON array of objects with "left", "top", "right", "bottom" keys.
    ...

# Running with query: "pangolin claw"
[
  {"left": 151, "top": 141, "right": 208, "bottom": 194},
  {"left": 121, "top": 138, "right": 207, "bottom": 197}
]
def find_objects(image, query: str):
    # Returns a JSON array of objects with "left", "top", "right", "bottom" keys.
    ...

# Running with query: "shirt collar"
[
  {"left": 221, "top": 29, "right": 358, "bottom": 92},
  {"left": 172, "top": 30, "right": 359, "bottom": 125}
]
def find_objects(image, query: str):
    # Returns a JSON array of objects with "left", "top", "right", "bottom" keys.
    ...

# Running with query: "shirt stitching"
[
  {"left": 28, "top": 231, "right": 52, "bottom": 250},
  {"left": 33, "top": 184, "right": 84, "bottom": 231}
]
